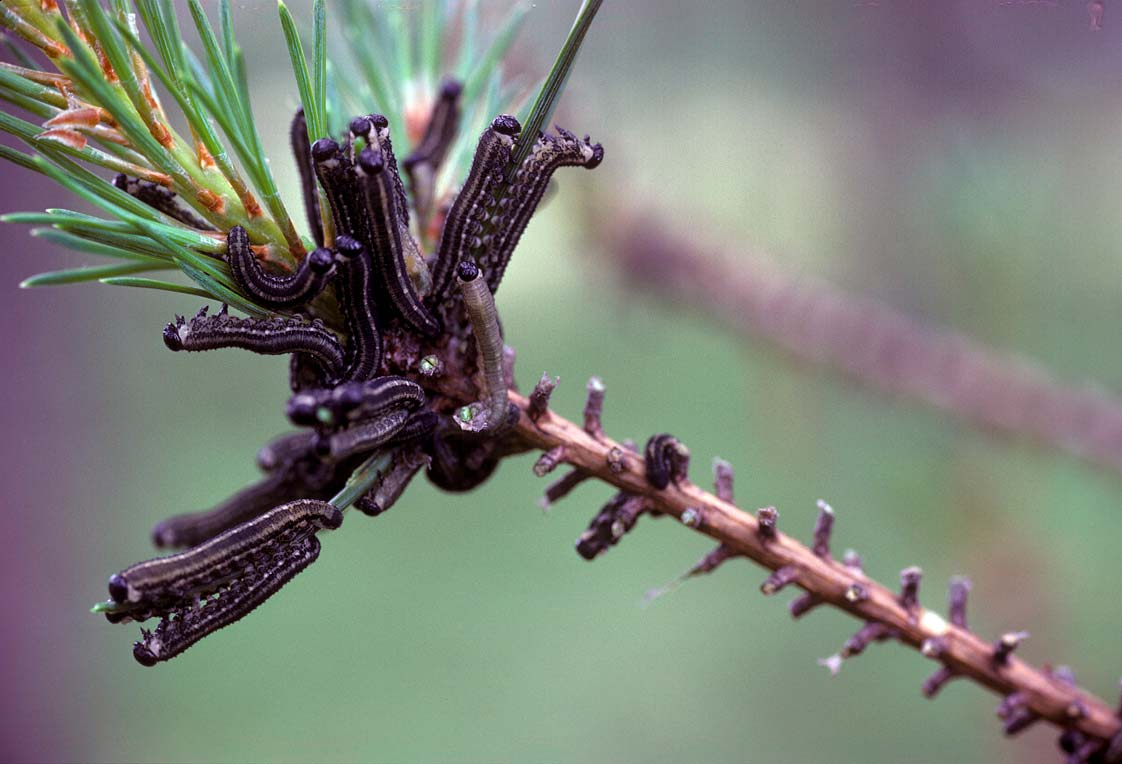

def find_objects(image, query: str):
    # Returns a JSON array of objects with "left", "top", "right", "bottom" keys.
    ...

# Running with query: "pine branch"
[
  {"left": 504, "top": 384, "right": 1122, "bottom": 752},
  {"left": 596, "top": 212, "right": 1122, "bottom": 479}
]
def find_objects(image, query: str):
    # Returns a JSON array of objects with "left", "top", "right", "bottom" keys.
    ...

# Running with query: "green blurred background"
[{"left": 3, "top": 1, "right": 1122, "bottom": 762}]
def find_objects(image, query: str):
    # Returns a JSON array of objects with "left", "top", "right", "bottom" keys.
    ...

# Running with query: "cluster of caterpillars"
[
  {"left": 527, "top": 374, "right": 1122, "bottom": 762},
  {"left": 101, "top": 80, "right": 602, "bottom": 665}
]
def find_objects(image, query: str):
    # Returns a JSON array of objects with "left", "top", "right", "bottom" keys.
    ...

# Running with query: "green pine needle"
[
  {"left": 0, "top": 0, "right": 604, "bottom": 314},
  {"left": 98, "top": 276, "right": 214, "bottom": 299},
  {"left": 53, "top": 19, "right": 180, "bottom": 181},
  {"left": 31, "top": 228, "right": 175, "bottom": 261},
  {"left": 329, "top": 450, "right": 397, "bottom": 511},
  {"left": 419, "top": 0, "right": 443, "bottom": 85},
  {"left": 21, "top": 260, "right": 172, "bottom": 288},
  {"left": 508, "top": 0, "right": 602, "bottom": 176},
  {"left": 33, "top": 155, "right": 162, "bottom": 225},
  {"left": 313, "top": 0, "right": 328, "bottom": 139},
  {"left": 219, "top": 0, "right": 238, "bottom": 71},
  {"left": 0, "top": 142, "right": 38, "bottom": 173},
  {"left": 279, "top": 0, "right": 324, "bottom": 143}
]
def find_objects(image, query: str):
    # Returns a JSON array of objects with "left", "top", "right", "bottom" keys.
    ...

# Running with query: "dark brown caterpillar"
[
  {"left": 332, "top": 234, "right": 384, "bottom": 381},
  {"left": 350, "top": 114, "right": 410, "bottom": 228},
  {"left": 162, "top": 305, "right": 346, "bottom": 377},
  {"left": 644, "top": 433, "right": 691, "bottom": 490},
  {"left": 108, "top": 498, "right": 342, "bottom": 612},
  {"left": 403, "top": 80, "right": 462, "bottom": 176},
  {"left": 427, "top": 115, "right": 521, "bottom": 304},
  {"left": 132, "top": 527, "right": 325, "bottom": 666},
  {"left": 290, "top": 109, "right": 324, "bottom": 247},
  {"left": 98, "top": 99, "right": 607, "bottom": 666},
  {"left": 112, "top": 174, "right": 217, "bottom": 231},
  {"left": 316, "top": 408, "right": 411, "bottom": 461},
  {"left": 287, "top": 376, "right": 426, "bottom": 428},
  {"left": 354, "top": 446, "right": 431, "bottom": 517},
  {"left": 151, "top": 437, "right": 353, "bottom": 550},
  {"left": 150, "top": 471, "right": 299, "bottom": 550},
  {"left": 575, "top": 492, "right": 646, "bottom": 560},
  {"left": 403, "top": 78, "right": 462, "bottom": 228},
  {"left": 226, "top": 225, "right": 334, "bottom": 309},
  {"left": 481, "top": 127, "right": 603, "bottom": 292},
  {"left": 356, "top": 139, "right": 440, "bottom": 336},
  {"left": 311, "top": 138, "right": 367, "bottom": 244}
]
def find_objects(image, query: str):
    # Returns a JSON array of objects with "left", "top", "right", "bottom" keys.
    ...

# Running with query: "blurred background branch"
[{"left": 593, "top": 209, "right": 1122, "bottom": 479}]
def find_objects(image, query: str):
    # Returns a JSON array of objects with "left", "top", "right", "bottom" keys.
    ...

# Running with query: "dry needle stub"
[
  {"left": 681, "top": 507, "right": 702, "bottom": 528},
  {"left": 919, "top": 609, "right": 950, "bottom": 638}
]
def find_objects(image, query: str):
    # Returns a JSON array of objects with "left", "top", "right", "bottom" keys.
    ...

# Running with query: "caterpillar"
[
  {"left": 162, "top": 305, "right": 346, "bottom": 377},
  {"left": 354, "top": 446, "right": 431, "bottom": 517},
  {"left": 356, "top": 140, "right": 441, "bottom": 336},
  {"left": 644, "top": 433, "right": 691, "bottom": 490},
  {"left": 112, "top": 174, "right": 217, "bottom": 231},
  {"left": 226, "top": 225, "right": 334, "bottom": 309},
  {"left": 403, "top": 78, "right": 462, "bottom": 228},
  {"left": 332, "top": 235, "right": 384, "bottom": 381},
  {"left": 311, "top": 138, "right": 367, "bottom": 244},
  {"left": 131, "top": 509, "right": 331, "bottom": 666},
  {"left": 287, "top": 376, "right": 426, "bottom": 428},
  {"left": 575, "top": 492, "right": 646, "bottom": 560},
  {"left": 290, "top": 109, "right": 324, "bottom": 248},
  {"left": 152, "top": 435, "right": 351, "bottom": 550},
  {"left": 481, "top": 127, "right": 603, "bottom": 292},
  {"left": 108, "top": 498, "right": 342, "bottom": 613},
  {"left": 316, "top": 407, "right": 412, "bottom": 461},
  {"left": 456, "top": 260, "right": 515, "bottom": 434},
  {"left": 427, "top": 115, "right": 521, "bottom": 305}
]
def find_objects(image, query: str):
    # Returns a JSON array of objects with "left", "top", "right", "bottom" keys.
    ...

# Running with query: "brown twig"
[
  {"left": 506, "top": 389, "right": 1122, "bottom": 747},
  {"left": 599, "top": 213, "right": 1122, "bottom": 478}
]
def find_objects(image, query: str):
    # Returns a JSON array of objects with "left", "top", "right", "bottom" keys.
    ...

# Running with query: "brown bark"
[{"left": 507, "top": 389, "right": 1122, "bottom": 745}]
